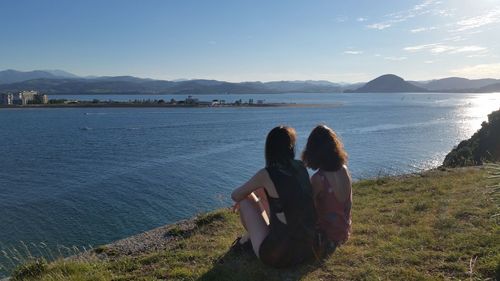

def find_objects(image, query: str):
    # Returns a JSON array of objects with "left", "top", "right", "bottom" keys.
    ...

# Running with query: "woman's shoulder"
[{"left": 339, "top": 165, "right": 352, "bottom": 182}]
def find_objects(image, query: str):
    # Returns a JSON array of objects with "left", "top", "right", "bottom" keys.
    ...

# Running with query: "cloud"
[
  {"left": 384, "top": 56, "right": 407, "bottom": 61},
  {"left": 412, "top": 0, "right": 435, "bottom": 11},
  {"left": 454, "top": 8, "right": 500, "bottom": 32},
  {"left": 344, "top": 50, "right": 363, "bottom": 55},
  {"left": 424, "top": 60, "right": 434, "bottom": 64},
  {"left": 403, "top": 43, "right": 439, "bottom": 51},
  {"left": 367, "top": 0, "right": 441, "bottom": 31},
  {"left": 357, "top": 17, "right": 367, "bottom": 22},
  {"left": 366, "top": 23, "right": 391, "bottom": 30},
  {"left": 451, "top": 46, "right": 486, "bottom": 53},
  {"left": 404, "top": 43, "right": 487, "bottom": 54},
  {"left": 450, "top": 63, "right": 500, "bottom": 79},
  {"left": 443, "top": 35, "right": 465, "bottom": 42},
  {"left": 410, "top": 26, "right": 437, "bottom": 33}
]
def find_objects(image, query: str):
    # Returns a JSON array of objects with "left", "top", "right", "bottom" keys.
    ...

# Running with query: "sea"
[{"left": 0, "top": 92, "right": 498, "bottom": 276}]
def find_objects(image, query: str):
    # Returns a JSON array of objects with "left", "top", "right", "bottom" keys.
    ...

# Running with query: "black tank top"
[{"left": 259, "top": 160, "right": 316, "bottom": 267}]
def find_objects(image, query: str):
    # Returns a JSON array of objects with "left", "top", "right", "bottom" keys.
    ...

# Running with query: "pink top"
[{"left": 315, "top": 170, "right": 352, "bottom": 244}]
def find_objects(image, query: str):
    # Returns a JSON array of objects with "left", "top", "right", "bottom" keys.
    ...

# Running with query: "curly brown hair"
[{"left": 302, "top": 125, "right": 348, "bottom": 171}]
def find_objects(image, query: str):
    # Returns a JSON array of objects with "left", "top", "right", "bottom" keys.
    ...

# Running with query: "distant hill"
[
  {"left": 347, "top": 74, "right": 427, "bottom": 93},
  {"left": 263, "top": 80, "right": 342, "bottom": 92},
  {"left": 477, "top": 82, "right": 500, "bottom": 93},
  {"left": 43, "top": 70, "right": 80, "bottom": 79},
  {"left": 2, "top": 69, "right": 500, "bottom": 94},
  {"left": 443, "top": 108, "right": 500, "bottom": 167},
  {"left": 413, "top": 77, "right": 500, "bottom": 92},
  {"left": 0, "top": 69, "right": 76, "bottom": 84},
  {"left": 0, "top": 77, "right": 343, "bottom": 95}
]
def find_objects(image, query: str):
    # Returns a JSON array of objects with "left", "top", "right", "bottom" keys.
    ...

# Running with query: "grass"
[{"left": 7, "top": 166, "right": 500, "bottom": 280}]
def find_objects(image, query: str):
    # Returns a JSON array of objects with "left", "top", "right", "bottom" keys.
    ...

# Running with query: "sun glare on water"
[{"left": 463, "top": 93, "right": 500, "bottom": 135}]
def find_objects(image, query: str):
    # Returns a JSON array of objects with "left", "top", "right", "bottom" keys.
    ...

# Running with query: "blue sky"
[{"left": 1, "top": 0, "right": 499, "bottom": 82}]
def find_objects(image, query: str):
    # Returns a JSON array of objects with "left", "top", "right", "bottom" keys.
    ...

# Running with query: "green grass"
[{"left": 9, "top": 166, "right": 500, "bottom": 280}]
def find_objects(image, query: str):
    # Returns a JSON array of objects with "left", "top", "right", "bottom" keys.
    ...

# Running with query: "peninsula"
[{"left": 0, "top": 92, "right": 337, "bottom": 109}]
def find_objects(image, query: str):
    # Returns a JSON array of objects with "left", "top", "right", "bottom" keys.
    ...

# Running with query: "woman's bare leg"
[{"left": 238, "top": 196, "right": 270, "bottom": 257}]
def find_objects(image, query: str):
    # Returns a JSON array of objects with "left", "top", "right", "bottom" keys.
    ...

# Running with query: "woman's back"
[
  {"left": 259, "top": 160, "right": 316, "bottom": 267},
  {"left": 313, "top": 165, "right": 352, "bottom": 244},
  {"left": 265, "top": 160, "right": 315, "bottom": 229}
]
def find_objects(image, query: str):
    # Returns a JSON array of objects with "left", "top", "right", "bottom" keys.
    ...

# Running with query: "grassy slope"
[{"left": 11, "top": 166, "right": 500, "bottom": 281}]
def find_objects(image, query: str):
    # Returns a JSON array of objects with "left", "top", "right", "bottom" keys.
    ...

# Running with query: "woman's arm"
[{"left": 231, "top": 168, "right": 267, "bottom": 202}]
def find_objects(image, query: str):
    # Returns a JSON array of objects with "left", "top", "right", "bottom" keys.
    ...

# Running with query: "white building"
[
  {"left": 0, "top": 93, "right": 13, "bottom": 105},
  {"left": 10, "top": 91, "right": 48, "bottom": 105}
]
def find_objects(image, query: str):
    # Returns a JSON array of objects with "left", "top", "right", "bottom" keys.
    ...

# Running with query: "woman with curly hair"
[{"left": 302, "top": 125, "right": 352, "bottom": 255}]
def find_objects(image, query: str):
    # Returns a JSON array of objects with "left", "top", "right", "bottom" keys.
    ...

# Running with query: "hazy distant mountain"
[
  {"left": 0, "top": 69, "right": 67, "bottom": 84},
  {"left": 478, "top": 83, "right": 500, "bottom": 93},
  {"left": 416, "top": 77, "right": 500, "bottom": 91},
  {"left": 2, "top": 69, "right": 500, "bottom": 94},
  {"left": 93, "top": 76, "right": 154, "bottom": 83},
  {"left": 0, "top": 76, "right": 344, "bottom": 95},
  {"left": 43, "top": 70, "right": 80, "bottom": 79},
  {"left": 263, "top": 80, "right": 342, "bottom": 92},
  {"left": 0, "top": 72, "right": 342, "bottom": 95},
  {"left": 340, "top": 82, "right": 365, "bottom": 91},
  {"left": 347, "top": 74, "right": 427, "bottom": 93}
]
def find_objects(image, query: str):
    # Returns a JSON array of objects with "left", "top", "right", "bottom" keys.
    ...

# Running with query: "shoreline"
[{"left": 0, "top": 102, "right": 341, "bottom": 109}]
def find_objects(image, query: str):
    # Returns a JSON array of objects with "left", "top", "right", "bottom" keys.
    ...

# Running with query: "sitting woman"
[
  {"left": 302, "top": 125, "right": 352, "bottom": 255},
  {"left": 231, "top": 126, "right": 316, "bottom": 267}
]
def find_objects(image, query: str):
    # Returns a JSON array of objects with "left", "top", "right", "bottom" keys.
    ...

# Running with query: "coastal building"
[
  {"left": 34, "top": 93, "right": 49, "bottom": 104},
  {"left": 10, "top": 91, "right": 49, "bottom": 105},
  {"left": 185, "top": 96, "right": 199, "bottom": 105},
  {"left": 0, "top": 93, "right": 13, "bottom": 105}
]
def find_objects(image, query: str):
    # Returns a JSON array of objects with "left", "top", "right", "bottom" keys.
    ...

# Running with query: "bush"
[
  {"left": 443, "top": 108, "right": 500, "bottom": 167},
  {"left": 11, "top": 258, "right": 47, "bottom": 280}
]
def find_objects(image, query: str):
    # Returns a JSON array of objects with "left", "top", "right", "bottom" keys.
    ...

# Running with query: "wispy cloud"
[
  {"left": 410, "top": 26, "right": 437, "bottom": 33},
  {"left": 367, "top": 23, "right": 391, "bottom": 30},
  {"left": 404, "top": 43, "right": 439, "bottom": 52},
  {"left": 443, "top": 35, "right": 465, "bottom": 42},
  {"left": 454, "top": 8, "right": 500, "bottom": 32},
  {"left": 384, "top": 56, "right": 407, "bottom": 61},
  {"left": 424, "top": 60, "right": 434, "bottom": 64},
  {"left": 344, "top": 50, "right": 363, "bottom": 55},
  {"left": 404, "top": 43, "right": 487, "bottom": 54},
  {"left": 450, "top": 63, "right": 500, "bottom": 79},
  {"left": 367, "top": 0, "right": 441, "bottom": 31},
  {"left": 357, "top": 17, "right": 367, "bottom": 22}
]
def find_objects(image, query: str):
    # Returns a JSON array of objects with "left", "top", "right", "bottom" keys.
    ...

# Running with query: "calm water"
[{"left": 0, "top": 92, "right": 498, "bottom": 276}]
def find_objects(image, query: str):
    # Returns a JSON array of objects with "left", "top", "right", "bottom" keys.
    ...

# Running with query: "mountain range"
[{"left": 1, "top": 69, "right": 499, "bottom": 94}]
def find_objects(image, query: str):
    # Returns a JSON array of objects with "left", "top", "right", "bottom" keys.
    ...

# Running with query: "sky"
[{"left": 1, "top": 0, "right": 500, "bottom": 83}]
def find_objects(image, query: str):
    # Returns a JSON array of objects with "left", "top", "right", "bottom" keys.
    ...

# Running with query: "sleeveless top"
[
  {"left": 258, "top": 160, "right": 316, "bottom": 267},
  {"left": 315, "top": 170, "right": 352, "bottom": 244}
]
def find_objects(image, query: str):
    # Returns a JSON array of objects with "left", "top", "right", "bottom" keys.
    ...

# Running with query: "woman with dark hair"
[
  {"left": 231, "top": 126, "right": 316, "bottom": 267},
  {"left": 302, "top": 124, "right": 352, "bottom": 255}
]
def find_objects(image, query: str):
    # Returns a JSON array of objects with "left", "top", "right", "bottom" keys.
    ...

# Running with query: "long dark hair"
[
  {"left": 302, "top": 125, "right": 348, "bottom": 171},
  {"left": 265, "top": 126, "right": 296, "bottom": 167}
]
